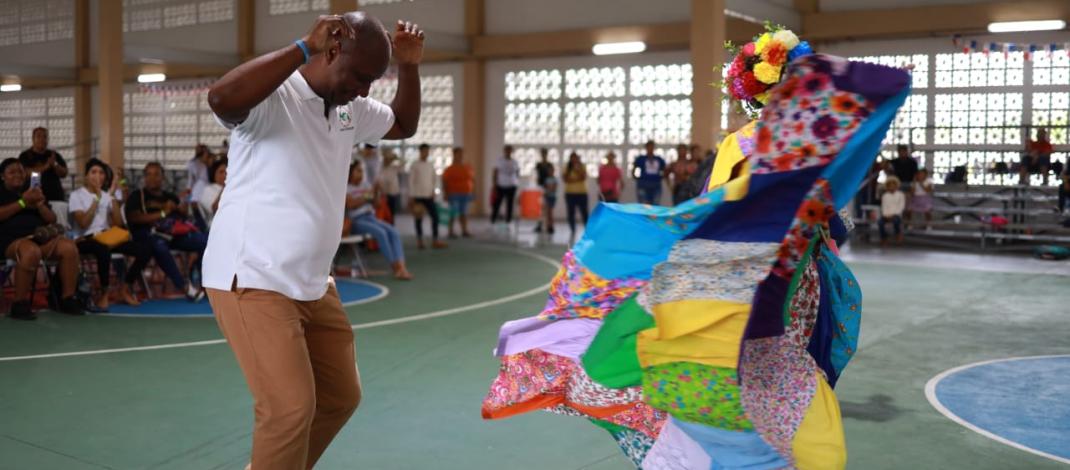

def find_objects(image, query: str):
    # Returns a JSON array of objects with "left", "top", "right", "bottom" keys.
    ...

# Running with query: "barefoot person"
[{"left": 203, "top": 12, "right": 424, "bottom": 470}]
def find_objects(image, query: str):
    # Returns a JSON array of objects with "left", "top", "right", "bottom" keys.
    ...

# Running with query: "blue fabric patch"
[
  {"left": 816, "top": 245, "right": 862, "bottom": 377},
  {"left": 572, "top": 189, "right": 725, "bottom": 280},
  {"left": 685, "top": 166, "right": 825, "bottom": 243},
  {"left": 822, "top": 85, "right": 912, "bottom": 209},
  {"left": 673, "top": 419, "right": 789, "bottom": 470},
  {"left": 808, "top": 245, "right": 839, "bottom": 387}
]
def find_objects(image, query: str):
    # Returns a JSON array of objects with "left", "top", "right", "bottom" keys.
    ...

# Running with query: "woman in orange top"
[{"left": 442, "top": 147, "right": 475, "bottom": 238}]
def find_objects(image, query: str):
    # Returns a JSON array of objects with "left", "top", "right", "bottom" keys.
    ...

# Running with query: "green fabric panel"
[
  {"left": 642, "top": 361, "right": 754, "bottom": 431},
  {"left": 581, "top": 296, "right": 655, "bottom": 389},
  {"left": 588, "top": 418, "right": 628, "bottom": 434}
]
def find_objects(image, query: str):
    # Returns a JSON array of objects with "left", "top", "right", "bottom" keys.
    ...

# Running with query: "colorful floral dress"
[{"left": 482, "top": 55, "right": 910, "bottom": 469}]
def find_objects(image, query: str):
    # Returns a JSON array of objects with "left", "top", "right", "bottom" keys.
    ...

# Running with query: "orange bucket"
[{"left": 519, "top": 188, "right": 543, "bottom": 220}]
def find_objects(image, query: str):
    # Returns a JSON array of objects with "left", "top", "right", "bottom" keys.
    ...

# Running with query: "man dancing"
[{"left": 204, "top": 12, "right": 423, "bottom": 469}]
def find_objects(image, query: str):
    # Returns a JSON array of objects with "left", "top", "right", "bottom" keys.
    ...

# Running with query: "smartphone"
[{"left": 29, "top": 172, "right": 41, "bottom": 189}]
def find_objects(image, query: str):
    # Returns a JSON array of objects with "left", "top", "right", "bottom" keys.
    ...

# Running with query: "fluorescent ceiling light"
[
  {"left": 137, "top": 73, "right": 166, "bottom": 83},
  {"left": 0, "top": 84, "right": 21, "bottom": 92},
  {"left": 592, "top": 41, "right": 646, "bottom": 56},
  {"left": 987, "top": 20, "right": 1066, "bottom": 33}
]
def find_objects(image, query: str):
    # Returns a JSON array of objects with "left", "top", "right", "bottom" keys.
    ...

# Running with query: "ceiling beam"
[
  {"left": 473, "top": 19, "right": 762, "bottom": 59},
  {"left": 793, "top": 0, "right": 818, "bottom": 15},
  {"left": 802, "top": 0, "right": 1070, "bottom": 41},
  {"left": 76, "top": 63, "right": 233, "bottom": 85}
]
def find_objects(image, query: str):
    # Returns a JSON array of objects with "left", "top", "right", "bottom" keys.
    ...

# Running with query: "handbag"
[
  {"left": 93, "top": 226, "right": 131, "bottom": 248},
  {"left": 32, "top": 223, "right": 64, "bottom": 245},
  {"left": 143, "top": 190, "right": 198, "bottom": 238}
]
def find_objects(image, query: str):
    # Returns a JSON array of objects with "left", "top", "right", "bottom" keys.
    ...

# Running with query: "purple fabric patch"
[
  {"left": 826, "top": 56, "right": 911, "bottom": 106},
  {"left": 743, "top": 274, "right": 789, "bottom": 341},
  {"left": 495, "top": 316, "right": 604, "bottom": 360}
]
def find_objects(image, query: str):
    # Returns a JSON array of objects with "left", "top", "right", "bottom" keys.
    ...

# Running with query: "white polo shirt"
[{"left": 204, "top": 70, "right": 395, "bottom": 301}]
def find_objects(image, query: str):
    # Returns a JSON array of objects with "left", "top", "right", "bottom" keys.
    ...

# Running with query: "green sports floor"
[{"left": 1, "top": 239, "right": 1067, "bottom": 470}]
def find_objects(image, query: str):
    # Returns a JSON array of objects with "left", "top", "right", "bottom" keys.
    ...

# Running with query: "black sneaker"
[
  {"left": 59, "top": 297, "right": 86, "bottom": 316},
  {"left": 8, "top": 301, "right": 35, "bottom": 321}
]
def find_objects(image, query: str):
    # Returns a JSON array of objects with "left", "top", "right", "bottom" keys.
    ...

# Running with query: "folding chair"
[{"left": 336, "top": 234, "right": 369, "bottom": 278}]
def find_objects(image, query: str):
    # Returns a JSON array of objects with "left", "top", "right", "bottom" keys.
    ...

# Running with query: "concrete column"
[
  {"left": 97, "top": 0, "right": 124, "bottom": 168},
  {"left": 690, "top": 0, "right": 726, "bottom": 152},
  {"left": 463, "top": 0, "right": 486, "bottom": 214}
]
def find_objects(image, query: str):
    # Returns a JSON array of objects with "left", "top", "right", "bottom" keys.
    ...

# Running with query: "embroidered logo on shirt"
[{"left": 338, "top": 106, "right": 354, "bottom": 131}]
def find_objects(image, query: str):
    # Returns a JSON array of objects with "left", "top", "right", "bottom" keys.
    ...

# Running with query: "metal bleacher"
[{"left": 856, "top": 183, "right": 1070, "bottom": 251}]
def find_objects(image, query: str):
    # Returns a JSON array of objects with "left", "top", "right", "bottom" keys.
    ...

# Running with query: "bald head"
[
  {"left": 308, "top": 11, "right": 393, "bottom": 107},
  {"left": 340, "top": 12, "right": 391, "bottom": 64}
]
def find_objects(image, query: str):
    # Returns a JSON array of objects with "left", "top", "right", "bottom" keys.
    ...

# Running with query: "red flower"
[
  {"left": 798, "top": 198, "right": 831, "bottom": 225},
  {"left": 762, "top": 43, "right": 788, "bottom": 67},
  {"left": 756, "top": 125, "right": 773, "bottom": 153},
  {"left": 798, "top": 143, "right": 818, "bottom": 158},
  {"left": 728, "top": 55, "right": 745, "bottom": 77},
  {"left": 773, "top": 152, "right": 799, "bottom": 171},
  {"left": 742, "top": 42, "right": 756, "bottom": 56},
  {"left": 830, "top": 94, "right": 859, "bottom": 114},
  {"left": 741, "top": 72, "right": 767, "bottom": 96}
]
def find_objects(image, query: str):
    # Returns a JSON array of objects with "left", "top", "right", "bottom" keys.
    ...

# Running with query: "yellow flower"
[
  {"left": 754, "top": 62, "right": 782, "bottom": 84},
  {"left": 755, "top": 92, "right": 770, "bottom": 104},
  {"left": 773, "top": 30, "right": 800, "bottom": 50},
  {"left": 754, "top": 33, "right": 772, "bottom": 54}
]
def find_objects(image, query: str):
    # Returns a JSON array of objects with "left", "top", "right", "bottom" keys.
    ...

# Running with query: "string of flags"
[
  {"left": 137, "top": 79, "right": 215, "bottom": 97},
  {"left": 952, "top": 35, "right": 1070, "bottom": 60}
]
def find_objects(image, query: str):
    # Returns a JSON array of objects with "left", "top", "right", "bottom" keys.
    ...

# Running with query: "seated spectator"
[
  {"left": 195, "top": 158, "right": 227, "bottom": 229},
  {"left": 346, "top": 161, "right": 412, "bottom": 280},
  {"left": 124, "top": 162, "right": 207, "bottom": 301},
  {"left": 907, "top": 169, "right": 934, "bottom": 230},
  {"left": 1021, "top": 128, "right": 1053, "bottom": 186},
  {"left": 187, "top": 144, "right": 214, "bottom": 202},
  {"left": 442, "top": 147, "right": 474, "bottom": 238},
  {"left": 70, "top": 158, "right": 151, "bottom": 310},
  {"left": 0, "top": 158, "right": 83, "bottom": 320},
  {"left": 879, "top": 176, "right": 905, "bottom": 247}
]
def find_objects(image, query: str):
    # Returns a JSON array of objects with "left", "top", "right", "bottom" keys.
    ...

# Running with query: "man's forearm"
[
  {"left": 390, "top": 63, "right": 421, "bottom": 139},
  {"left": 208, "top": 44, "right": 305, "bottom": 124}
]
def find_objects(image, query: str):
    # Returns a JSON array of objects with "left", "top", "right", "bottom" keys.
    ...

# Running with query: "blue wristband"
[{"left": 294, "top": 39, "right": 311, "bottom": 64}]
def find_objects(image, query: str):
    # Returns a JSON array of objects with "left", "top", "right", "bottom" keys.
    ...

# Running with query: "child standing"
[
  {"left": 879, "top": 176, "right": 906, "bottom": 246},
  {"left": 908, "top": 169, "right": 934, "bottom": 230}
]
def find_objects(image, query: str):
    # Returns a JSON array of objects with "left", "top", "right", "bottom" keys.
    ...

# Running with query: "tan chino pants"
[{"left": 208, "top": 282, "right": 360, "bottom": 470}]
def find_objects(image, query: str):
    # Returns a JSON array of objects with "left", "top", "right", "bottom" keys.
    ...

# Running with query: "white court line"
[
  {"left": 924, "top": 354, "right": 1070, "bottom": 466},
  {"left": 0, "top": 249, "right": 561, "bottom": 363},
  {"left": 96, "top": 279, "right": 391, "bottom": 318}
]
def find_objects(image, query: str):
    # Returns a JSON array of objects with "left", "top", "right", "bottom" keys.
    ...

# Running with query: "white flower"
[{"left": 773, "top": 30, "right": 800, "bottom": 50}]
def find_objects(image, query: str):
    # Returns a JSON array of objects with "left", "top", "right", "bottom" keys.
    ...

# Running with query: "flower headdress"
[{"left": 723, "top": 24, "right": 813, "bottom": 117}]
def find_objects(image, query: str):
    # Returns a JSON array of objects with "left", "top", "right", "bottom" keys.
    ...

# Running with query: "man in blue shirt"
[{"left": 632, "top": 140, "right": 666, "bottom": 205}]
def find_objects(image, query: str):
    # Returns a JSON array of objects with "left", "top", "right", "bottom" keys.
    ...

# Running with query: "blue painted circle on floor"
[
  {"left": 932, "top": 356, "right": 1070, "bottom": 461},
  {"left": 102, "top": 279, "right": 386, "bottom": 317}
]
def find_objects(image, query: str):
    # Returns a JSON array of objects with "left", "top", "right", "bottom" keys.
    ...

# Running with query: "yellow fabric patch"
[
  {"left": 708, "top": 121, "right": 757, "bottom": 195},
  {"left": 792, "top": 375, "right": 847, "bottom": 470},
  {"left": 636, "top": 299, "right": 750, "bottom": 369}
]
